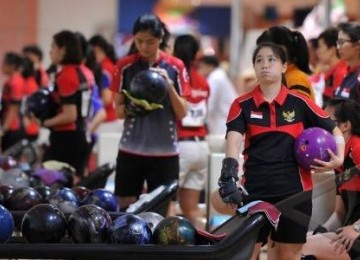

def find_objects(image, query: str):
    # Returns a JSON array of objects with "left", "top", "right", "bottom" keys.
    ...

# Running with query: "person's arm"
[
  {"left": 101, "top": 88, "right": 113, "bottom": 106},
  {"left": 88, "top": 108, "right": 106, "bottom": 134},
  {"left": 167, "top": 82, "right": 187, "bottom": 120},
  {"left": 43, "top": 104, "right": 77, "bottom": 128},
  {"left": 114, "top": 92, "right": 126, "bottom": 119}
]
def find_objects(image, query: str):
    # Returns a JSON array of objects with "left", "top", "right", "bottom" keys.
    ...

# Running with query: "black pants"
[
  {"left": 43, "top": 130, "right": 88, "bottom": 177},
  {"left": 1, "top": 130, "right": 24, "bottom": 152}
]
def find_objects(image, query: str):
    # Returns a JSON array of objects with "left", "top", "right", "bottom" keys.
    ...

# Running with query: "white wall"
[{"left": 37, "top": 0, "right": 118, "bottom": 67}]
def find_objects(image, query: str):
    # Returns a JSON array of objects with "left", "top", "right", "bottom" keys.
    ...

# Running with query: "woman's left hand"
[
  {"left": 311, "top": 149, "right": 343, "bottom": 173},
  {"left": 150, "top": 67, "right": 174, "bottom": 87},
  {"left": 331, "top": 225, "right": 360, "bottom": 253}
]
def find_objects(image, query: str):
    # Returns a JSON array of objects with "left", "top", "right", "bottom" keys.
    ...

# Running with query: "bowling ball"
[
  {"left": 25, "top": 87, "right": 58, "bottom": 122},
  {"left": 109, "top": 214, "right": 152, "bottom": 244},
  {"left": 34, "top": 186, "right": 52, "bottom": 203},
  {"left": 83, "top": 188, "right": 119, "bottom": 212},
  {"left": 0, "top": 156, "right": 17, "bottom": 170},
  {"left": 21, "top": 203, "right": 67, "bottom": 243},
  {"left": 67, "top": 204, "right": 112, "bottom": 243},
  {"left": 153, "top": 216, "right": 196, "bottom": 245},
  {"left": 49, "top": 187, "right": 80, "bottom": 214},
  {"left": 72, "top": 186, "right": 91, "bottom": 201},
  {"left": 294, "top": 127, "right": 337, "bottom": 170},
  {"left": 6, "top": 187, "right": 42, "bottom": 211},
  {"left": 0, "top": 185, "right": 14, "bottom": 206},
  {"left": 0, "top": 168, "right": 30, "bottom": 189},
  {"left": 130, "top": 70, "right": 168, "bottom": 104},
  {"left": 0, "top": 204, "right": 14, "bottom": 243},
  {"left": 137, "top": 212, "right": 164, "bottom": 233}
]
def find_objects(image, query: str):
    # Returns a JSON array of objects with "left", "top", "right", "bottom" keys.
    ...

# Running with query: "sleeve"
[
  {"left": 57, "top": 69, "right": 79, "bottom": 97},
  {"left": 226, "top": 99, "right": 246, "bottom": 135},
  {"left": 99, "top": 72, "right": 111, "bottom": 90},
  {"left": 304, "top": 97, "right": 336, "bottom": 132},
  {"left": 91, "top": 85, "right": 104, "bottom": 115},
  {"left": 110, "top": 57, "right": 130, "bottom": 94},
  {"left": 350, "top": 145, "right": 360, "bottom": 165}
]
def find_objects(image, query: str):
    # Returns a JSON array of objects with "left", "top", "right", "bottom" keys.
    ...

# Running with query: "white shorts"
[{"left": 178, "top": 140, "right": 209, "bottom": 190}]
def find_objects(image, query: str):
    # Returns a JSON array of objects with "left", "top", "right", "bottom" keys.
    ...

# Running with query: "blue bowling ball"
[
  {"left": 49, "top": 187, "right": 80, "bottom": 214},
  {"left": 0, "top": 205, "right": 14, "bottom": 243},
  {"left": 109, "top": 214, "right": 152, "bottom": 244},
  {"left": 83, "top": 188, "right": 119, "bottom": 212}
]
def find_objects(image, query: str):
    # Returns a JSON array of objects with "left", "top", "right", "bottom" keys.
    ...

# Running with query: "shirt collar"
[{"left": 253, "top": 85, "right": 288, "bottom": 108}]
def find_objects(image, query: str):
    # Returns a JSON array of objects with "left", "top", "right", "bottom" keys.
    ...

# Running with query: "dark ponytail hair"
[
  {"left": 256, "top": 26, "right": 311, "bottom": 74},
  {"left": 132, "top": 13, "right": 170, "bottom": 51},
  {"left": 89, "top": 34, "right": 117, "bottom": 63},
  {"left": 53, "top": 30, "right": 82, "bottom": 65},
  {"left": 173, "top": 34, "right": 199, "bottom": 72},
  {"left": 328, "top": 98, "right": 360, "bottom": 136}
]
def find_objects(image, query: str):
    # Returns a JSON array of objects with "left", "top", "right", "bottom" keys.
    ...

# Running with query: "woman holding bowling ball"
[
  {"left": 302, "top": 99, "right": 360, "bottom": 260},
  {"left": 110, "top": 13, "right": 190, "bottom": 210},
  {"left": 218, "top": 42, "right": 344, "bottom": 260}
]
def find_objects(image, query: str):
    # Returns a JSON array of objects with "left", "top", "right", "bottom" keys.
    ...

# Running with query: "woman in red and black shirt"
[{"left": 42, "top": 30, "right": 92, "bottom": 182}]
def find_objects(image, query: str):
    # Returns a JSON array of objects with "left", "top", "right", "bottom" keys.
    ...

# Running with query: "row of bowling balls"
[
  {"left": 0, "top": 203, "right": 197, "bottom": 245},
  {"left": 0, "top": 185, "right": 119, "bottom": 213}
]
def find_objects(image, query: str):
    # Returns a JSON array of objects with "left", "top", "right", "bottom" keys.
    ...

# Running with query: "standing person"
[
  {"left": 316, "top": 27, "right": 348, "bottom": 107},
  {"left": 333, "top": 22, "right": 360, "bottom": 103},
  {"left": 89, "top": 35, "right": 122, "bottom": 133},
  {"left": 197, "top": 55, "right": 237, "bottom": 135},
  {"left": 21, "top": 57, "right": 40, "bottom": 141},
  {"left": 22, "top": 45, "right": 49, "bottom": 88},
  {"left": 218, "top": 42, "right": 345, "bottom": 260},
  {"left": 173, "top": 34, "right": 210, "bottom": 226},
  {"left": 256, "top": 25, "right": 315, "bottom": 100},
  {"left": 110, "top": 13, "right": 190, "bottom": 210},
  {"left": 41, "top": 30, "right": 92, "bottom": 184},
  {"left": 1, "top": 52, "right": 25, "bottom": 151},
  {"left": 302, "top": 98, "right": 360, "bottom": 260}
]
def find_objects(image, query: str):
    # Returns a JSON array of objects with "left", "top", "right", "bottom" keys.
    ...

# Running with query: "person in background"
[
  {"left": 302, "top": 98, "right": 360, "bottom": 260},
  {"left": 21, "top": 57, "right": 40, "bottom": 141},
  {"left": 173, "top": 34, "right": 210, "bottom": 227},
  {"left": 1, "top": 52, "right": 25, "bottom": 151},
  {"left": 89, "top": 35, "right": 122, "bottom": 133},
  {"left": 197, "top": 55, "right": 237, "bottom": 136},
  {"left": 218, "top": 42, "right": 344, "bottom": 259},
  {"left": 317, "top": 27, "right": 347, "bottom": 107},
  {"left": 110, "top": 13, "right": 190, "bottom": 210},
  {"left": 41, "top": 30, "right": 92, "bottom": 184},
  {"left": 256, "top": 25, "right": 315, "bottom": 100},
  {"left": 333, "top": 22, "right": 360, "bottom": 103},
  {"left": 23, "top": 45, "right": 49, "bottom": 88},
  {"left": 75, "top": 32, "right": 107, "bottom": 173}
]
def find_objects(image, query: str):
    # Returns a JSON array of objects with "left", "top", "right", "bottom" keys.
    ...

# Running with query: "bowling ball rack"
[{"left": 0, "top": 211, "right": 266, "bottom": 260}]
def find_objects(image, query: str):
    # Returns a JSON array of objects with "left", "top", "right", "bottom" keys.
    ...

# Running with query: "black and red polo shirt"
[
  {"left": 334, "top": 64, "right": 360, "bottom": 102},
  {"left": 226, "top": 85, "right": 335, "bottom": 197},
  {"left": 178, "top": 64, "right": 209, "bottom": 139},
  {"left": 51, "top": 64, "right": 93, "bottom": 132},
  {"left": 336, "top": 135, "right": 360, "bottom": 193},
  {"left": 1, "top": 73, "right": 24, "bottom": 131},
  {"left": 110, "top": 51, "right": 191, "bottom": 156}
]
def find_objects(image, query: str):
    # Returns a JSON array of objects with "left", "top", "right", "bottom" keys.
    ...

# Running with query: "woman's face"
[
  {"left": 49, "top": 40, "right": 64, "bottom": 65},
  {"left": 253, "top": 47, "right": 287, "bottom": 85},
  {"left": 133, "top": 31, "right": 161, "bottom": 60},
  {"left": 337, "top": 30, "right": 360, "bottom": 62},
  {"left": 316, "top": 38, "right": 336, "bottom": 65}
]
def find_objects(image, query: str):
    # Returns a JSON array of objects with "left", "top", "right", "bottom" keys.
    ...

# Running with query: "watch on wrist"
[{"left": 353, "top": 220, "right": 360, "bottom": 233}]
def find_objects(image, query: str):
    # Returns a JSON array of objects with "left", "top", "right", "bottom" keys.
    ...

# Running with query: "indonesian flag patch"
[{"left": 250, "top": 111, "right": 263, "bottom": 119}]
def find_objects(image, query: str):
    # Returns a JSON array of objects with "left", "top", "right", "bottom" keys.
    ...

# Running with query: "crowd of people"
[{"left": 1, "top": 11, "right": 360, "bottom": 260}]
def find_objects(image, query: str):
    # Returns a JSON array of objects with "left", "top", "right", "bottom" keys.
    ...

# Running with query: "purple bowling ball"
[
  {"left": 294, "top": 127, "right": 337, "bottom": 170},
  {"left": 84, "top": 188, "right": 119, "bottom": 212}
]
